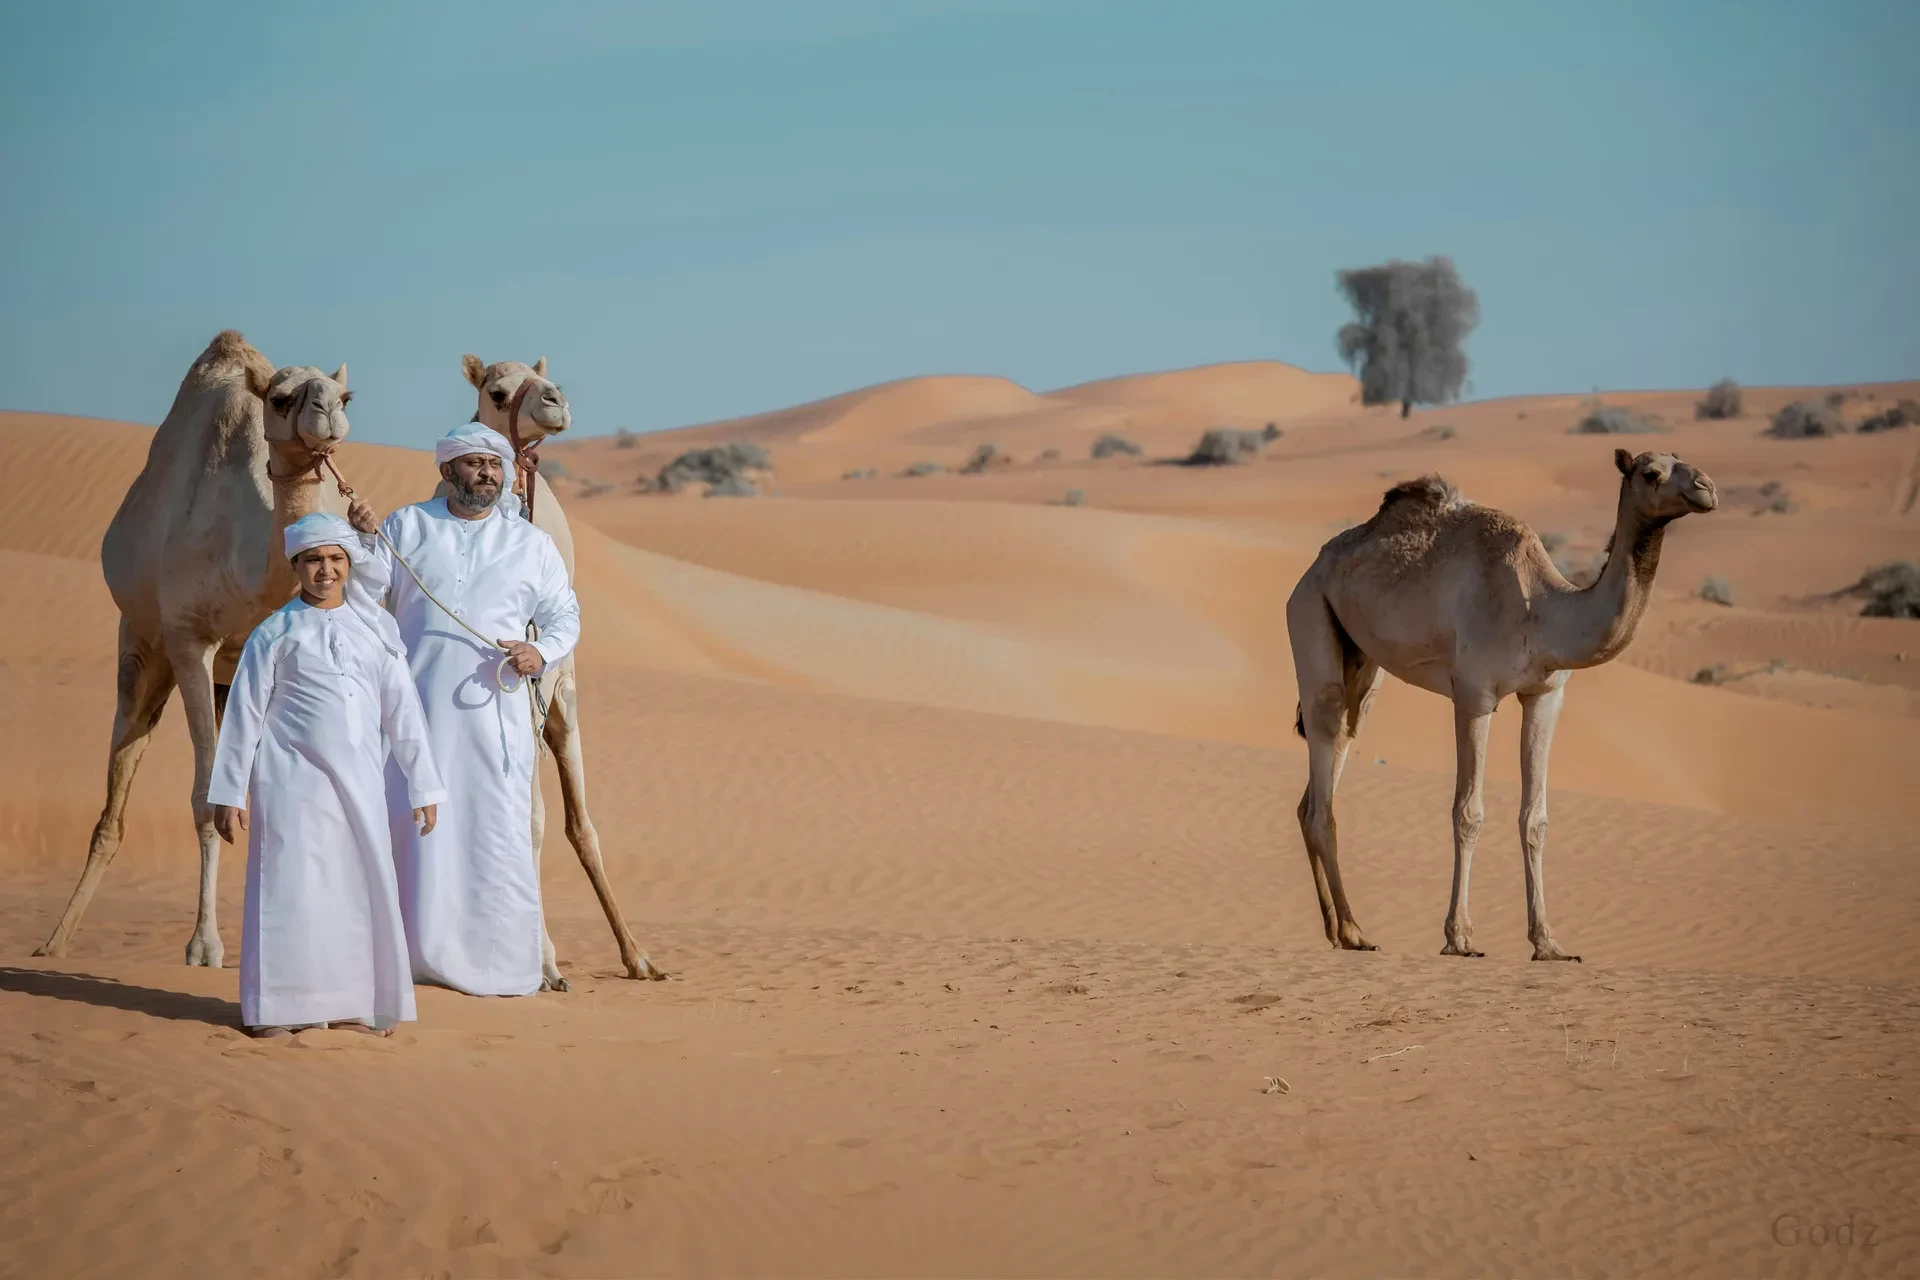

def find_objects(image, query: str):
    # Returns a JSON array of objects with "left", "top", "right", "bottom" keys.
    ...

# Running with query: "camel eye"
[
  {"left": 270, "top": 395, "right": 293, "bottom": 414},
  {"left": 1642, "top": 467, "right": 1661, "bottom": 483},
  {"left": 490, "top": 389, "right": 508, "bottom": 405},
  {"left": 340, "top": 389, "right": 354, "bottom": 404}
]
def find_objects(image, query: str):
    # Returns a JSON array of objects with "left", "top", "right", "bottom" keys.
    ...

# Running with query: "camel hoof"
[
  {"left": 541, "top": 974, "right": 571, "bottom": 993},
  {"left": 627, "top": 956, "right": 670, "bottom": 982},
  {"left": 184, "top": 935, "right": 225, "bottom": 968},
  {"left": 1440, "top": 945, "right": 1485, "bottom": 958},
  {"left": 1532, "top": 951, "right": 1582, "bottom": 963}
]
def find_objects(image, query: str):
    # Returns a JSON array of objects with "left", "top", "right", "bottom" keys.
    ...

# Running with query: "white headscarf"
[
  {"left": 435, "top": 424, "right": 523, "bottom": 517},
  {"left": 283, "top": 513, "right": 405, "bottom": 655}
]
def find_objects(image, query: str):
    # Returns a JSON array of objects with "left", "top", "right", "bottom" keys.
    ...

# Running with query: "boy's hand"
[
  {"left": 414, "top": 804, "right": 437, "bottom": 836},
  {"left": 214, "top": 805, "right": 247, "bottom": 844},
  {"left": 348, "top": 497, "right": 380, "bottom": 534}
]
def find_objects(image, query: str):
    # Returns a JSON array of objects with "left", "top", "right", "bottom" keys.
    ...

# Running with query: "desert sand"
[{"left": 4, "top": 365, "right": 1918, "bottom": 1278}]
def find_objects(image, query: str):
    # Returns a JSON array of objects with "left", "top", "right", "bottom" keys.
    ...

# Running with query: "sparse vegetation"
[
  {"left": 1858, "top": 399, "right": 1920, "bottom": 433},
  {"left": 1049, "top": 489, "right": 1085, "bottom": 507},
  {"left": 1698, "top": 576, "right": 1735, "bottom": 606},
  {"left": 1262, "top": 422, "right": 1282, "bottom": 441},
  {"left": 537, "top": 457, "right": 572, "bottom": 479},
  {"left": 1757, "top": 480, "right": 1793, "bottom": 513},
  {"left": 1423, "top": 423, "right": 1456, "bottom": 441},
  {"left": 842, "top": 467, "right": 877, "bottom": 480},
  {"left": 1574, "top": 405, "right": 1663, "bottom": 435},
  {"left": 1844, "top": 561, "right": 1920, "bottom": 618},
  {"left": 899, "top": 461, "right": 946, "bottom": 477},
  {"left": 1187, "top": 428, "right": 1268, "bottom": 466},
  {"left": 1038, "top": 448, "right": 1061, "bottom": 461},
  {"left": 1091, "top": 432, "right": 1143, "bottom": 459},
  {"left": 578, "top": 480, "right": 615, "bottom": 499},
  {"left": 1538, "top": 531, "right": 1570, "bottom": 557},
  {"left": 1695, "top": 379, "right": 1743, "bottom": 420},
  {"left": 656, "top": 441, "right": 772, "bottom": 494},
  {"left": 614, "top": 427, "right": 637, "bottom": 449},
  {"left": 960, "top": 443, "right": 1007, "bottom": 475},
  {"left": 1767, "top": 401, "right": 1846, "bottom": 438},
  {"left": 1335, "top": 256, "right": 1480, "bottom": 417}
]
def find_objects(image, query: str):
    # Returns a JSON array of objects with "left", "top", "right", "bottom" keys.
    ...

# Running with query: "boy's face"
[{"left": 293, "top": 545, "right": 351, "bottom": 603}]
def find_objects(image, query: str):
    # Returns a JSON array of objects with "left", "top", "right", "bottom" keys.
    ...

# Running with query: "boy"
[{"left": 207, "top": 513, "right": 447, "bottom": 1038}]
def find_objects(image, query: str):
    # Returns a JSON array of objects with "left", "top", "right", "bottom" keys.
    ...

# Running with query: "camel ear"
[
  {"left": 461, "top": 354, "right": 487, "bottom": 389},
  {"left": 332, "top": 363, "right": 348, "bottom": 389},
  {"left": 532, "top": 357, "right": 548, "bottom": 378},
  {"left": 243, "top": 359, "right": 275, "bottom": 398},
  {"left": 1614, "top": 448, "right": 1633, "bottom": 475}
]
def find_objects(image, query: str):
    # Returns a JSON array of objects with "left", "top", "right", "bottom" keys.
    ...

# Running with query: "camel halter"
[
  {"left": 504, "top": 377, "right": 543, "bottom": 524},
  {"left": 276, "top": 444, "right": 552, "bottom": 745}
]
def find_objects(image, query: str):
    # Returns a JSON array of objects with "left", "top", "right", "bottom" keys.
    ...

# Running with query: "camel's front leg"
[
  {"left": 1442, "top": 704, "right": 1491, "bottom": 957},
  {"left": 545, "top": 660, "right": 662, "bottom": 980},
  {"left": 528, "top": 734, "right": 568, "bottom": 993},
  {"left": 1518, "top": 685, "right": 1580, "bottom": 962},
  {"left": 168, "top": 634, "right": 225, "bottom": 967}
]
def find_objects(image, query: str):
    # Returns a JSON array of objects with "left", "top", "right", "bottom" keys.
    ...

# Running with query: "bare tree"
[{"left": 1336, "top": 256, "right": 1480, "bottom": 417}]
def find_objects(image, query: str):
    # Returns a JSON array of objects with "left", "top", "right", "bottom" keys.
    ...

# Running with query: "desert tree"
[{"left": 1335, "top": 256, "right": 1480, "bottom": 417}]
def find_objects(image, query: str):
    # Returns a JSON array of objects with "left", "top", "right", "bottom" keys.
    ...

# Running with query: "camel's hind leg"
[
  {"left": 37, "top": 623, "right": 177, "bottom": 958},
  {"left": 168, "top": 633, "right": 226, "bottom": 967},
  {"left": 544, "top": 660, "right": 661, "bottom": 981},
  {"left": 1288, "top": 594, "right": 1380, "bottom": 951}
]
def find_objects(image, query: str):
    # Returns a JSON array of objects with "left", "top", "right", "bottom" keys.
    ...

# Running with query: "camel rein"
[{"left": 287, "top": 449, "right": 552, "bottom": 747}]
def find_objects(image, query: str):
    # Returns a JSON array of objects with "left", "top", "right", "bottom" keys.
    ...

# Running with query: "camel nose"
[{"left": 1688, "top": 476, "right": 1718, "bottom": 511}]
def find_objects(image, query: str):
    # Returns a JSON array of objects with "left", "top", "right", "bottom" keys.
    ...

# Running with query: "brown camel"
[
  {"left": 37, "top": 331, "right": 353, "bottom": 964},
  {"left": 454, "top": 353, "right": 659, "bottom": 985},
  {"left": 1285, "top": 448, "right": 1718, "bottom": 960}
]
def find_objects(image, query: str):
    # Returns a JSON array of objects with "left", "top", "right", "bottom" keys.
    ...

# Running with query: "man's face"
[
  {"left": 443, "top": 452, "right": 505, "bottom": 512},
  {"left": 293, "top": 545, "right": 350, "bottom": 603}
]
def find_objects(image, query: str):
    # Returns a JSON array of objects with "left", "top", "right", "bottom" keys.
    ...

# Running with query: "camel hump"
[
  {"left": 1375, "top": 474, "right": 1463, "bottom": 516},
  {"left": 192, "top": 329, "right": 274, "bottom": 389}
]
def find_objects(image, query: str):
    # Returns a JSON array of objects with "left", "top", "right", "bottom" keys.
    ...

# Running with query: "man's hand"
[
  {"left": 414, "top": 804, "right": 437, "bottom": 836},
  {"left": 214, "top": 805, "right": 247, "bottom": 844},
  {"left": 497, "top": 639, "right": 546, "bottom": 677},
  {"left": 348, "top": 496, "right": 380, "bottom": 535}
]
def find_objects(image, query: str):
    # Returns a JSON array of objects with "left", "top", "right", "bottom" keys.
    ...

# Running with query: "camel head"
[
  {"left": 255, "top": 363, "right": 352, "bottom": 457},
  {"left": 1613, "top": 448, "right": 1718, "bottom": 523},
  {"left": 462, "top": 354, "right": 571, "bottom": 442}
]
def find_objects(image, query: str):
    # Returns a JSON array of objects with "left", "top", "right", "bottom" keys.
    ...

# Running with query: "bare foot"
[{"left": 336, "top": 1020, "right": 392, "bottom": 1037}]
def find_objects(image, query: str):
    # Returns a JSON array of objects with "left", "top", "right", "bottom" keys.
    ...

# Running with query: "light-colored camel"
[
  {"left": 1285, "top": 447, "right": 1718, "bottom": 960},
  {"left": 36, "top": 330, "right": 353, "bottom": 964},
  {"left": 449, "top": 353, "right": 659, "bottom": 985}
]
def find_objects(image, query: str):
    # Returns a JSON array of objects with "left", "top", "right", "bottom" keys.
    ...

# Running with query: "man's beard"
[{"left": 451, "top": 478, "right": 501, "bottom": 512}]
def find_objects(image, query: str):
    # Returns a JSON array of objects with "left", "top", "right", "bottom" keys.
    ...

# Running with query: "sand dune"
[{"left": 4, "top": 365, "right": 1918, "bottom": 1278}]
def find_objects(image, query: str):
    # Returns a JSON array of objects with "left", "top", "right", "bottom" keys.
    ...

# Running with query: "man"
[{"left": 347, "top": 425, "right": 579, "bottom": 997}]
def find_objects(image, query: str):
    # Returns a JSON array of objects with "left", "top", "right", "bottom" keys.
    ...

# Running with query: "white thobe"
[
  {"left": 206, "top": 598, "right": 448, "bottom": 1029},
  {"left": 359, "top": 498, "right": 580, "bottom": 997}
]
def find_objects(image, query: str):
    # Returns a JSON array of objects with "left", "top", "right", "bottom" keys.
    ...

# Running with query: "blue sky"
[{"left": 2, "top": 0, "right": 1915, "bottom": 447}]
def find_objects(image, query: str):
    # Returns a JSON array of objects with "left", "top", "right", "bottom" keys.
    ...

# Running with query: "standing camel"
[
  {"left": 37, "top": 331, "right": 353, "bottom": 964},
  {"left": 452, "top": 353, "right": 659, "bottom": 985},
  {"left": 1285, "top": 448, "right": 1718, "bottom": 960}
]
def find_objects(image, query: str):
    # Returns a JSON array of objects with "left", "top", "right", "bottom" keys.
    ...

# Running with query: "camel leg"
[
  {"left": 1290, "top": 602, "right": 1377, "bottom": 951},
  {"left": 35, "top": 624, "right": 176, "bottom": 957},
  {"left": 528, "top": 722, "right": 568, "bottom": 993},
  {"left": 545, "top": 661, "right": 661, "bottom": 980},
  {"left": 168, "top": 634, "right": 225, "bottom": 968},
  {"left": 1441, "top": 703, "right": 1492, "bottom": 957},
  {"left": 1518, "top": 685, "right": 1580, "bottom": 962}
]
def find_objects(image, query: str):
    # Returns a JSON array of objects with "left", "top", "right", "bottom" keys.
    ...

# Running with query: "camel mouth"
[{"left": 1684, "top": 486, "right": 1718, "bottom": 513}]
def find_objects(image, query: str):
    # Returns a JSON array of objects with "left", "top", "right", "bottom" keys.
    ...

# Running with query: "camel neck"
[{"left": 1537, "top": 481, "right": 1666, "bottom": 670}]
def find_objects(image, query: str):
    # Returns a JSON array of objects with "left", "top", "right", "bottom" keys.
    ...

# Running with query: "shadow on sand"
[{"left": 0, "top": 966, "right": 240, "bottom": 1028}]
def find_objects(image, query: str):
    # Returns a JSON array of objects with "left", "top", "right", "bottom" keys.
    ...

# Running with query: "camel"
[
  {"left": 1285, "top": 447, "right": 1718, "bottom": 960},
  {"left": 36, "top": 331, "right": 353, "bottom": 964},
  {"left": 452, "top": 353, "right": 660, "bottom": 986}
]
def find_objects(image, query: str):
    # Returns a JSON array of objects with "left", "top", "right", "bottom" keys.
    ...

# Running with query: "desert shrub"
[
  {"left": 657, "top": 441, "right": 772, "bottom": 494},
  {"left": 1262, "top": 422, "right": 1282, "bottom": 441},
  {"left": 842, "top": 467, "right": 877, "bottom": 480},
  {"left": 1049, "top": 489, "right": 1085, "bottom": 507},
  {"left": 1091, "top": 432, "right": 1143, "bottom": 459},
  {"left": 537, "top": 457, "right": 572, "bottom": 479},
  {"left": 1187, "top": 427, "right": 1267, "bottom": 466},
  {"left": 578, "top": 480, "right": 615, "bottom": 499},
  {"left": 960, "top": 443, "right": 1007, "bottom": 475},
  {"left": 1538, "top": 531, "right": 1570, "bottom": 556},
  {"left": 1038, "top": 448, "right": 1061, "bottom": 461},
  {"left": 1852, "top": 561, "right": 1920, "bottom": 618},
  {"left": 1767, "top": 401, "right": 1847, "bottom": 438},
  {"left": 614, "top": 427, "right": 637, "bottom": 449},
  {"left": 1424, "top": 423, "right": 1456, "bottom": 440},
  {"left": 1698, "top": 576, "right": 1735, "bottom": 606},
  {"left": 899, "top": 461, "right": 945, "bottom": 477},
  {"left": 1695, "top": 379, "right": 1743, "bottom": 420},
  {"left": 704, "top": 474, "right": 759, "bottom": 498},
  {"left": 1825, "top": 390, "right": 1848, "bottom": 408},
  {"left": 1858, "top": 399, "right": 1920, "bottom": 433},
  {"left": 1573, "top": 405, "right": 1662, "bottom": 435}
]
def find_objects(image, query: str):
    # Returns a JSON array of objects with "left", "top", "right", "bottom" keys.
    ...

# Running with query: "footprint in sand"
[
  {"left": 257, "top": 1146, "right": 302, "bottom": 1176},
  {"left": 446, "top": 1216, "right": 498, "bottom": 1249}
]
